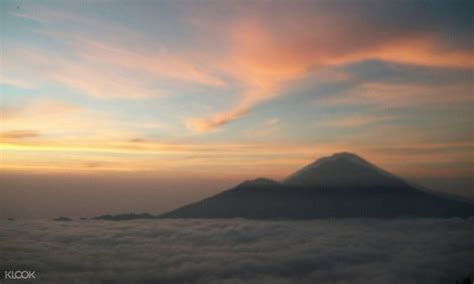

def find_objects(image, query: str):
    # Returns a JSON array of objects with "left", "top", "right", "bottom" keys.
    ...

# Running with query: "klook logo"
[{"left": 4, "top": 270, "right": 36, "bottom": 280}]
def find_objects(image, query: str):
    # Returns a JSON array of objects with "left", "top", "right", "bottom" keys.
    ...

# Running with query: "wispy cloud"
[
  {"left": 5, "top": 37, "right": 224, "bottom": 99},
  {"left": 6, "top": 6, "right": 225, "bottom": 99},
  {"left": 0, "top": 73, "right": 37, "bottom": 89},
  {"left": 77, "top": 37, "right": 225, "bottom": 88},
  {"left": 321, "top": 114, "right": 395, "bottom": 128},
  {"left": 265, "top": 117, "right": 280, "bottom": 127},
  {"left": 244, "top": 117, "right": 281, "bottom": 139},
  {"left": 1, "top": 99, "right": 80, "bottom": 121},
  {"left": 317, "top": 83, "right": 473, "bottom": 108}
]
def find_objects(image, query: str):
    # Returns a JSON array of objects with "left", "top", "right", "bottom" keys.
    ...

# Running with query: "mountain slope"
[{"left": 160, "top": 152, "right": 474, "bottom": 219}]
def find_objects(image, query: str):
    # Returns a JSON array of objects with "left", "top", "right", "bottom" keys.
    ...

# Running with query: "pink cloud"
[{"left": 183, "top": 12, "right": 473, "bottom": 132}]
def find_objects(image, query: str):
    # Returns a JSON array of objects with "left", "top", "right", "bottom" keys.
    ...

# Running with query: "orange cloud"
[
  {"left": 184, "top": 106, "right": 249, "bottom": 133},
  {"left": 317, "top": 82, "right": 473, "bottom": 107},
  {"left": 369, "top": 37, "right": 473, "bottom": 69},
  {"left": 184, "top": 14, "right": 473, "bottom": 132}
]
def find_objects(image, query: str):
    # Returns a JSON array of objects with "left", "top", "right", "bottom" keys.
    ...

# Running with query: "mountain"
[
  {"left": 160, "top": 152, "right": 474, "bottom": 219},
  {"left": 284, "top": 152, "right": 405, "bottom": 188}
]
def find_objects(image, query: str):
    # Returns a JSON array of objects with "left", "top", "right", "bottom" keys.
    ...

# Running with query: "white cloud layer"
[{"left": 0, "top": 218, "right": 473, "bottom": 283}]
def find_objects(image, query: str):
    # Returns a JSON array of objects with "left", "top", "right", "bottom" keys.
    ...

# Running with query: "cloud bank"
[{"left": 0, "top": 218, "right": 472, "bottom": 283}]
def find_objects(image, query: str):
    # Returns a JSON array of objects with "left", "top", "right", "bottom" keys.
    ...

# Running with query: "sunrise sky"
[{"left": 1, "top": 0, "right": 473, "bottom": 210}]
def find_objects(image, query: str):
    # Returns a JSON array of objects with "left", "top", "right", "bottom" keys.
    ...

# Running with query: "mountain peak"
[
  {"left": 330, "top": 152, "right": 363, "bottom": 159},
  {"left": 316, "top": 152, "right": 368, "bottom": 165},
  {"left": 322, "top": 152, "right": 376, "bottom": 168},
  {"left": 239, "top": 178, "right": 280, "bottom": 187},
  {"left": 283, "top": 152, "right": 397, "bottom": 188}
]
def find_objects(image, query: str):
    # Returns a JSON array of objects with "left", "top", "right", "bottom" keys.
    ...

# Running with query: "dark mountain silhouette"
[
  {"left": 160, "top": 152, "right": 474, "bottom": 219},
  {"left": 53, "top": 216, "right": 72, "bottom": 221}
]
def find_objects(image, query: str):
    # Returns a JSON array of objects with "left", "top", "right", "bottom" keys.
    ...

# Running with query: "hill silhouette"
[{"left": 160, "top": 152, "right": 474, "bottom": 219}]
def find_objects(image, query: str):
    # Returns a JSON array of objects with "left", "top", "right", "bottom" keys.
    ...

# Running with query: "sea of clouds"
[{"left": 0, "top": 218, "right": 473, "bottom": 284}]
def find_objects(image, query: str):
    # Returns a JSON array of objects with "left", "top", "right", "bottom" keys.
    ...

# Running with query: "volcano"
[{"left": 160, "top": 152, "right": 474, "bottom": 219}]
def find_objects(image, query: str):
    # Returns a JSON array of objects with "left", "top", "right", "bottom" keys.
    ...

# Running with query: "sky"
[{"left": 0, "top": 0, "right": 473, "bottom": 216}]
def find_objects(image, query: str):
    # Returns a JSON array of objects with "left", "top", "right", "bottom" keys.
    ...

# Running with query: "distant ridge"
[
  {"left": 95, "top": 213, "right": 157, "bottom": 221},
  {"left": 160, "top": 152, "right": 474, "bottom": 219}
]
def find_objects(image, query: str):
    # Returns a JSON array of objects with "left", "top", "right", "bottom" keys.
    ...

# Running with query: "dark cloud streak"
[{"left": 0, "top": 130, "right": 40, "bottom": 140}]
